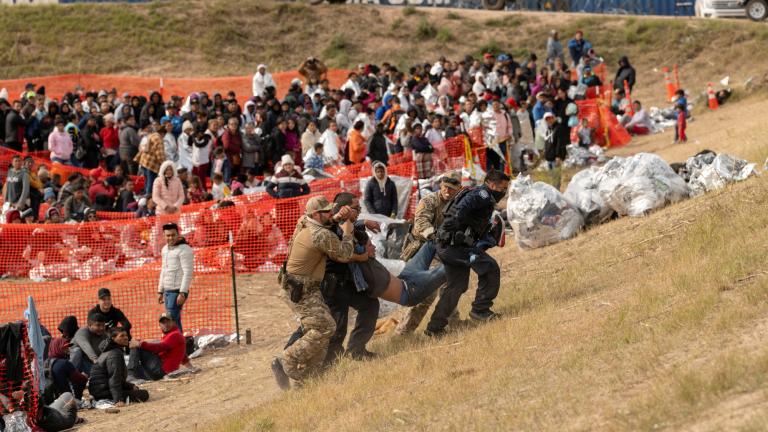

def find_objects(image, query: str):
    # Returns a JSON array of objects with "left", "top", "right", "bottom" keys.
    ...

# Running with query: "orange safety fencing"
[
  {"left": 0, "top": 124, "right": 559, "bottom": 338},
  {"left": 0, "top": 70, "right": 351, "bottom": 104},
  {"left": 576, "top": 99, "right": 631, "bottom": 148}
]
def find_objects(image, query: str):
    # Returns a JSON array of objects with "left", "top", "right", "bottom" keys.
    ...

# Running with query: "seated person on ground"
[
  {"left": 44, "top": 338, "right": 88, "bottom": 405},
  {"left": 57, "top": 316, "right": 78, "bottom": 341},
  {"left": 89, "top": 288, "right": 132, "bottom": 337},
  {"left": 127, "top": 313, "right": 197, "bottom": 382},
  {"left": 69, "top": 312, "right": 108, "bottom": 375},
  {"left": 88, "top": 327, "right": 149, "bottom": 405}
]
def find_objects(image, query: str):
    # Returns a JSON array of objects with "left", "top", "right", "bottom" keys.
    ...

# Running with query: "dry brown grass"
[
  {"left": 210, "top": 99, "right": 768, "bottom": 432},
  {"left": 2, "top": 1, "right": 768, "bottom": 106}
]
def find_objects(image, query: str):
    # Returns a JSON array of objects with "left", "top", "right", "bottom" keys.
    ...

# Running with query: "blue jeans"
[
  {"left": 397, "top": 241, "right": 447, "bottom": 306},
  {"left": 143, "top": 167, "right": 158, "bottom": 196},
  {"left": 51, "top": 157, "right": 72, "bottom": 166},
  {"left": 164, "top": 291, "right": 184, "bottom": 333}
]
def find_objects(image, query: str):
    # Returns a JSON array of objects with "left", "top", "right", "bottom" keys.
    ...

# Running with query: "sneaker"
[
  {"left": 75, "top": 399, "right": 92, "bottom": 410},
  {"left": 348, "top": 349, "right": 378, "bottom": 361},
  {"left": 424, "top": 327, "right": 446, "bottom": 338},
  {"left": 271, "top": 358, "right": 291, "bottom": 391},
  {"left": 469, "top": 309, "right": 502, "bottom": 322},
  {"left": 185, "top": 365, "right": 202, "bottom": 374}
]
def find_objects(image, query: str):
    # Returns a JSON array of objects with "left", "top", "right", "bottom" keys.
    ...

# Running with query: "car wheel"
[
  {"left": 746, "top": 0, "right": 768, "bottom": 20},
  {"left": 482, "top": 0, "right": 506, "bottom": 10}
]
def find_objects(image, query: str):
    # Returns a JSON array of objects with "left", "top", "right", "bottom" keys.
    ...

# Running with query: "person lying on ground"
[
  {"left": 126, "top": 312, "right": 198, "bottom": 384},
  {"left": 88, "top": 327, "right": 149, "bottom": 405},
  {"left": 69, "top": 311, "right": 107, "bottom": 375}
]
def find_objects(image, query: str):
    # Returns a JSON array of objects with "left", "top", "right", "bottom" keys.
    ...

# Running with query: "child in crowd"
[
  {"left": 187, "top": 176, "right": 205, "bottom": 203},
  {"left": 674, "top": 103, "right": 687, "bottom": 144},
  {"left": 136, "top": 197, "right": 156, "bottom": 217},
  {"left": 305, "top": 143, "right": 326, "bottom": 171},
  {"left": 115, "top": 178, "right": 137, "bottom": 212},
  {"left": 231, "top": 174, "right": 246, "bottom": 195},
  {"left": 576, "top": 118, "right": 592, "bottom": 147},
  {"left": 211, "top": 147, "right": 231, "bottom": 184},
  {"left": 211, "top": 173, "right": 231, "bottom": 200}
]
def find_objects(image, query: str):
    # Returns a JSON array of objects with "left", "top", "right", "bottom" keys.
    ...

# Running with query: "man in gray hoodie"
[
  {"left": 3, "top": 155, "right": 30, "bottom": 210},
  {"left": 69, "top": 312, "right": 107, "bottom": 375}
]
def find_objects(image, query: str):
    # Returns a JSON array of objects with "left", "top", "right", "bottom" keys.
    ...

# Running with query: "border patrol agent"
[
  {"left": 426, "top": 170, "right": 510, "bottom": 337},
  {"left": 272, "top": 196, "right": 354, "bottom": 389}
]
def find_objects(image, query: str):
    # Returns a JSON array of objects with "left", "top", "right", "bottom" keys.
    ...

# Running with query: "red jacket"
[
  {"left": 100, "top": 126, "right": 119, "bottom": 150},
  {"left": 140, "top": 326, "right": 186, "bottom": 374},
  {"left": 88, "top": 182, "right": 116, "bottom": 203}
]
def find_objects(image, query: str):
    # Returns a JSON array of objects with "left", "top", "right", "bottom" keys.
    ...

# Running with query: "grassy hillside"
[
  {"left": 213, "top": 148, "right": 768, "bottom": 430},
  {"left": 2, "top": 1, "right": 768, "bottom": 104}
]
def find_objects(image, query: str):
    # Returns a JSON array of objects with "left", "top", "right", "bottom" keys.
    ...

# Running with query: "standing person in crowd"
[
  {"left": 89, "top": 288, "right": 132, "bottom": 336},
  {"left": 410, "top": 124, "right": 434, "bottom": 179},
  {"left": 613, "top": 56, "right": 636, "bottom": 93},
  {"left": 88, "top": 328, "right": 149, "bottom": 405},
  {"left": 161, "top": 117, "right": 178, "bottom": 164},
  {"left": 425, "top": 170, "right": 509, "bottom": 337},
  {"left": 3, "top": 155, "right": 30, "bottom": 211},
  {"left": 675, "top": 103, "right": 687, "bottom": 144},
  {"left": 135, "top": 132, "right": 167, "bottom": 197},
  {"left": 363, "top": 161, "right": 398, "bottom": 218},
  {"left": 119, "top": 115, "right": 140, "bottom": 175},
  {"left": 396, "top": 174, "right": 462, "bottom": 335},
  {"left": 242, "top": 121, "right": 265, "bottom": 175},
  {"left": 271, "top": 196, "right": 355, "bottom": 390},
  {"left": 347, "top": 120, "right": 367, "bottom": 165},
  {"left": 62, "top": 184, "right": 90, "bottom": 222},
  {"left": 127, "top": 313, "right": 197, "bottom": 384},
  {"left": 367, "top": 123, "right": 389, "bottom": 166},
  {"left": 191, "top": 124, "right": 213, "bottom": 188},
  {"left": 221, "top": 117, "right": 243, "bottom": 176},
  {"left": 265, "top": 155, "right": 310, "bottom": 199},
  {"left": 153, "top": 161, "right": 185, "bottom": 215},
  {"left": 298, "top": 57, "right": 328, "bottom": 84},
  {"left": 489, "top": 99, "right": 513, "bottom": 172},
  {"left": 177, "top": 121, "right": 195, "bottom": 174},
  {"left": 567, "top": 30, "right": 592, "bottom": 67},
  {"left": 48, "top": 118, "right": 74, "bottom": 165},
  {"left": 4, "top": 100, "right": 24, "bottom": 152},
  {"left": 252, "top": 64, "right": 276, "bottom": 99},
  {"left": 158, "top": 222, "right": 194, "bottom": 333},
  {"left": 69, "top": 312, "right": 107, "bottom": 375},
  {"left": 100, "top": 113, "right": 120, "bottom": 170},
  {"left": 79, "top": 114, "right": 102, "bottom": 169},
  {"left": 538, "top": 112, "right": 558, "bottom": 168},
  {"left": 546, "top": 30, "right": 565, "bottom": 67},
  {"left": 301, "top": 121, "right": 321, "bottom": 157}
]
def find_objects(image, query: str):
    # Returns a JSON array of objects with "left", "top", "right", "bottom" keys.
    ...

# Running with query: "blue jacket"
[{"left": 567, "top": 38, "right": 592, "bottom": 65}]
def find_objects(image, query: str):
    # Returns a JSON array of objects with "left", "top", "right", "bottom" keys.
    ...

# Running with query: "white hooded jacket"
[{"left": 252, "top": 65, "right": 276, "bottom": 98}]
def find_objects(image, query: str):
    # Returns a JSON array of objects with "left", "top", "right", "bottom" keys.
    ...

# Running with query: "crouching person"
[
  {"left": 88, "top": 328, "right": 149, "bottom": 405},
  {"left": 127, "top": 313, "right": 192, "bottom": 383}
]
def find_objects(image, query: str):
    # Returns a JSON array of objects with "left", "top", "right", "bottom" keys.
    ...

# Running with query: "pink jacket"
[
  {"left": 48, "top": 129, "right": 73, "bottom": 161},
  {"left": 153, "top": 161, "right": 185, "bottom": 215}
]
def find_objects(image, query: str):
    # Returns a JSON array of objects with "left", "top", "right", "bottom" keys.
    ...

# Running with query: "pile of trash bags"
[
  {"left": 509, "top": 150, "right": 760, "bottom": 250},
  {"left": 506, "top": 176, "right": 584, "bottom": 249},
  {"left": 685, "top": 152, "right": 757, "bottom": 196}
]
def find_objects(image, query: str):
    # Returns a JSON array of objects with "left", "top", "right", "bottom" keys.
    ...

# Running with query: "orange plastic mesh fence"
[
  {"left": 0, "top": 70, "right": 351, "bottom": 104},
  {"left": 0, "top": 126, "right": 493, "bottom": 337},
  {"left": 0, "top": 323, "right": 40, "bottom": 423}
]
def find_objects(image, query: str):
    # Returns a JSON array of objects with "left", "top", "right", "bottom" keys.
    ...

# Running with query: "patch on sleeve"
[{"left": 479, "top": 190, "right": 490, "bottom": 199}]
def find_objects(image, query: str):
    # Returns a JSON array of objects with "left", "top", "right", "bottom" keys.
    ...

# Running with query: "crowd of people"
[
  {"left": 0, "top": 222, "right": 199, "bottom": 430},
  {"left": 0, "top": 29, "right": 650, "bottom": 227}
]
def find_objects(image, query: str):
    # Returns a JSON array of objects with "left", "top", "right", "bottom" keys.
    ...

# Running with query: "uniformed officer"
[
  {"left": 271, "top": 196, "right": 355, "bottom": 389},
  {"left": 425, "top": 170, "right": 510, "bottom": 337},
  {"left": 395, "top": 174, "right": 462, "bottom": 335}
]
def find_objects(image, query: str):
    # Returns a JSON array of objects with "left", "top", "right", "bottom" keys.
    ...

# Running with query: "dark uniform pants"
[
  {"left": 426, "top": 245, "right": 500, "bottom": 333},
  {"left": 324, "top": 278, "right": 379, "bottom": 362}
]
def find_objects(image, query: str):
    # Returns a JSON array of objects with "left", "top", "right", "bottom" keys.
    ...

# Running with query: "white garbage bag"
[
  {"left": 599, "top": 153, "right": 690, "bottom": 217},
  {"left": 564, "top": 167, "right": 613, "bottom": 226},
  {"left": 688, "top": 153, "right": 758, "bottom": 196},
  {"left": 563, "top": 145, "right": 592, "bottom": 168},
  {"left": 506, "top": 176, "right": 584, "bottom": 249}
]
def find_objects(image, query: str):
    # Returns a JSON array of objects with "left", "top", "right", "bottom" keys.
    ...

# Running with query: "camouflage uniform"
[
  {"left": 396, "top": 192, "right": 459, "bottom": 334},
  {"left": 280, "top": 214, "right": 354, "bottom": 382}
]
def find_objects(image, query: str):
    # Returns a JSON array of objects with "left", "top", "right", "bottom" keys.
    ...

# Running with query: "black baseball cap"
[{"left": 98, "top": 288, "right": 111, "bottom": 299}]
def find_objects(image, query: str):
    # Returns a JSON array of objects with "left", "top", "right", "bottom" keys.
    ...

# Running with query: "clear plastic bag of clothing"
[
  {"left": 599, "top": 153, "right": 690, "bottom": 217},
  {"left": 506, "top": 176, "right": 584, "bottom": 249},
  {"left": 3, "top": 412, "right": 32, "bottom": 432},
  {"left": 564, "top": 167, "right": 614, "bottom": 226},
  {"left": 687, "top": 153, "right": 757, "bottom": 196}
]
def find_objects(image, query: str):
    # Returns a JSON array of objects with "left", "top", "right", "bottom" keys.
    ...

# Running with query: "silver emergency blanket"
[
  {"left": 687, "top": 153, "right": 757, "bottom": 196},
  {"left": 563, "top": 144, "right": 607, "bottom": 168},
  {"left": 506, "top": 176, "right": 584, "bottom": 249},
  {"left": 564, "top": 167, "right": 614, "bottom": 226},
  {"left": 598, "top": 153, "right": 690, "bottom": 217}
]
